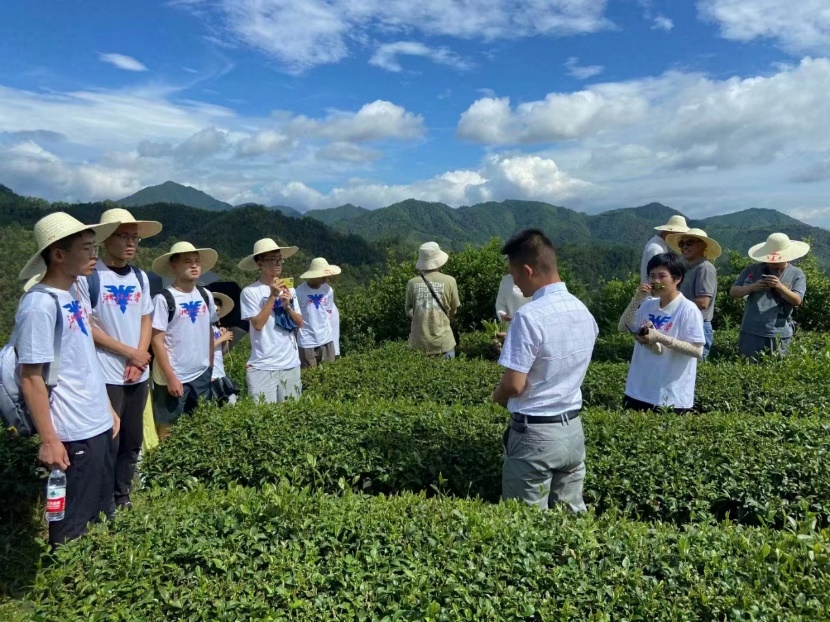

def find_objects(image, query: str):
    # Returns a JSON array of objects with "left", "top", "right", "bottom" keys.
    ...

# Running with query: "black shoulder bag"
[{"left": 418, "top": 272, "right": 460, "bottom": 350}]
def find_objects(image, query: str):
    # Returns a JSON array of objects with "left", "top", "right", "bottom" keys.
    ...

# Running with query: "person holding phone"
[{"left": 729, "top": 233, "right": 809, "bottom": 362}]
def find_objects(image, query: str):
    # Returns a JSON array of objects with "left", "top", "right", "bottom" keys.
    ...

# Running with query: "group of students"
[{"left": 12, "top": 209, "right": 341, "bottom": 546}]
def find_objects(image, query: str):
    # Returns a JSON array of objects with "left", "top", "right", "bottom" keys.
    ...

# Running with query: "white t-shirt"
[
  {"left": 624, "top": 294, "right": 705, "bottom": 409},
  {"left": 212, "top": 325, "right": 226, "bottom": 380},
  {"left": 75, "top": 261, "right": 153, "bottom": 386},
  {"left": 330, "top": 302, "right": 341, "bottom": 356},
  {"left": 495, "top": 274, "right": 530, "bottom": 319},
  {"left": 240, "top": 282, "right": 301, "bottom": 371},
  {"left": 640, "top": 235, "right": 668, "bottom": 284},
  {"left": 152, "top": 287, "right": 216, "bottom": 384},
  {"left": 296, "top": 282, "right": 335, "bottom": 348},
  {"left": 14, "top": 285, "right": 112, "bottom": 442}
]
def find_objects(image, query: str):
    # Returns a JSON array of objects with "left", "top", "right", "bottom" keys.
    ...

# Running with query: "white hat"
[
  {"left": 654, "top": 215, "right": 690, "bottom": 233},
  {"left": 212, "top": 292, "right": 234, "bottom": 319},
  {"left": 151, "top": 241, "right": 218, "bottom": 278},
  {"left": 416, "top": 242, "right": 449, "bottom": 271},
  {"left": 300, "top": 257, "right": 341, "bottom": 280},
  {"left": 19, "top": 212, "right": 121, "bottom": 280},
  {"left": 238, "top": 238, "right": 299, "bottom": 271},
  {"left": 22, "top": 274, "right": 43, "bottom": 292},
  {"left": 666, "top": 228, "right": 723, "bottom": 261},
  {"left": 748, "top": 233, "right": 810, "bottom": 263},
  {"left": 99, "top": 207, "right": 162, "bottom": 239}
]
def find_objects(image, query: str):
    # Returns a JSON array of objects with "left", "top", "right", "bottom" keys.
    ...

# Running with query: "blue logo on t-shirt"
[
  {"left": 648, "top": 313, "right": 673, "bottom": 330},
  {"left": 103, "top": 285, "right": 137, "bottom": 314},
  {"left": 180, "top": 300, "right": 202, "bottom": 323},
  {"left": 63, "top": 300, "right": 89, "bottom": 335},
  {"left": 307, "top": 293, "right": 325, "bottom": 310}
]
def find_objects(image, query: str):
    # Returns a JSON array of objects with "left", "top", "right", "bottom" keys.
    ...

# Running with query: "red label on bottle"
[{"left": 46, "top": 496, "right": 65, "bottom": 512}]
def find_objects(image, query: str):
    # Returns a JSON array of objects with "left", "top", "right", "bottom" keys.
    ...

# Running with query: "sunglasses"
[{"left": 678, "top": 239, "right": 698, "bottom": 248}]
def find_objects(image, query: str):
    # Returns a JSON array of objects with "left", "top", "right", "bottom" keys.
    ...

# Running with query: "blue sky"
[{"left": 1, "top": 0, "right": 830, "bottom": 226}]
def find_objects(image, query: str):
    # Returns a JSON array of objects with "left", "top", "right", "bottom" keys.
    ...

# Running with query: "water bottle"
[{"left": 46, "top": 469, "right": 66, "bottom": 522}]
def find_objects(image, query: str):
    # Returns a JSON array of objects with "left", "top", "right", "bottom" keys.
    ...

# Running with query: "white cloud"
[
  {"left": 177, "top": 0, "right": 611, "bottom": 71},
  {"left": 317, "top": 142, "right": 380, "bottom": 163},
  {"left": 699, "top": 0, "right": 830, "bottom": 55},
  {"left": 564, "top": 57, "right": 605, "bottom": 79},
  {"left": 652, "top": 15, "right": 674, "bottom": 31},
  {"left": 285, "top": 100, "right": 425, "bottom": 142},
  {"left": 98, "top": 53, "right": 149, "bottom": 72},
  {"left": 235, "top": 130, "right": 292, "bottom": 157},
  {"left": 369, "top": 41, "right": 470, "bottom": 72}
]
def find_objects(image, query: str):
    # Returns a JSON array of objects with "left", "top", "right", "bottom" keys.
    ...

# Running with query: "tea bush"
[
  {"left": 31, "top": 484, "right": 830, "bottom": 621},
  {"left": 143, "top": 398, "right": 830, "bottom": 527}
]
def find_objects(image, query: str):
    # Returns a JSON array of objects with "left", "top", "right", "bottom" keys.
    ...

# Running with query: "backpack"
[
  {"left": 86, "top": 265, "right": 147, "bottom": 310},
  {"left": 0, "top": 288, "right": 63, "bottom": 437}
]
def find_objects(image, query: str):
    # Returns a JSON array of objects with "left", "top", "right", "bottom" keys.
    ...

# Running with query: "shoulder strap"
[
  {"left": 419, "top": 272, "right": 451, "bottom": 320},
  {"left": 85, "top": 271, "right": 101, "bottom": 310},
  {"left": 161, "top": 289, "right": 176, "bottom": 323},
  {"left": 20, "top": 288, "right": 63, "bottom": 386},
  {"left": 130, "top": 265, "right": 147, "bottom": 292},
  {"left": 196, "top": 285, "right": 210, "bottom": 309}
]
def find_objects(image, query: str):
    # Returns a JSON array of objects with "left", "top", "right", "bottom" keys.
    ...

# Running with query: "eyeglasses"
[
  {"left": 112, "top": 233, "right": 142, "bottom": 244},
  {"left": 678, "top": 239, "right": 698, "bottom": 248},
  {"left": 260, "top": 257, "right": 285, "bottom": 265}
]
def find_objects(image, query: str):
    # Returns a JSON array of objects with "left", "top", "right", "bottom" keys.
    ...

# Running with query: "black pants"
[
  {"left": 49, "top": 429, "right": 115, "bottom": 547},
  {"left": 622, "top": 394, "right": 693, "bottom": 415},
  {"left": 107, "top": 381, "right": 149, "bottom": 504}
]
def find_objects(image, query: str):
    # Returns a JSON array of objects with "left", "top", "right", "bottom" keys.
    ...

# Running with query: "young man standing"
[
  {"left": 76, "top": 208, "right": 160, "bottom": 509},
  {"left": 296, "top": 257, "right": 340, "bottom": 368},
  {"left": 150, "top": 242, "right": 218, "bottom": 438},
  {"left": 239, "top": 238, "right": 304, "bottom": 403},
  {"left": 405, "top": 242, "right": 460, "bottom": 358},
  {"left": 640, "top": 215, "right": 688, "bottom": 283},
  {"left": 492, "top": 230, "right": 598, "bottom": 513},
  {"left": 16, "top": 212, "right": 121, "bottom": 546}
]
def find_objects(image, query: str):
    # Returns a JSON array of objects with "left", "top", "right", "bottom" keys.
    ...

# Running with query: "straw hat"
[
  {"left": 416, "top": 242, "right": 449, "bottom": 271},
  {"left": 300, "top": 257, "right": 341, "bottom": 280},
  {"left": 666, "top": 228, "right": 722, "bottom": 261},
  {"left": 151, "top": 241, "right": 218, "bottom": 278},
  {"left": 748, "top": 233, "right": 810, "bottom": 263},
  {"left": 19, "top": 212, "right": 121, "bottom": 280},
  {"left": 99, "top": 207, "right": 162, "bottom": 239},
  {"left": 212, "top": 292, "right": 234, "bottom": 319},
  {"left": 654, "top": 215, "right": 689, "bottom": 233},
  {"left": 22, "top": 274, "right": 43, "bottom": 292},
  {"left": 238, "top": 238, "right": 299, "bottom": 271}
]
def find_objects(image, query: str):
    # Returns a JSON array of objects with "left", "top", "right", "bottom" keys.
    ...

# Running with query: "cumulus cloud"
[
  {"left": 699, "top": 0, "right": 830, "bottom": 55},
  {"left": 98, "top": 53, "right": 149, "bottom": 72},
  {"left": 369, "top": 41, "right": 470, "bottom": 72},
  {"left": 284, "top": 100, "right": 425, "bottom": 142},
  {"left": 652, "top": 15, "right": 674, "bottom": 31},
  {"left": 235, "top": 130, "right": 292, "bottom": 157},
  {"left": 564, "top": 57, "right": 605, "bottom": 80},
  {"left": 317, "top": 142, "right": 380, "bottom": 163},
  {"left": 176, "top": 0, "right": 611, "bottom": 71}
]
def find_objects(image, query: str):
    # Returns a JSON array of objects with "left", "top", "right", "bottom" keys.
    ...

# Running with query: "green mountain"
[
  {"left": 304, "top": 204, "right": 369, "bottom": 225},
  {"left": 271, "top": 205, "right": 304, "bottom": 219},
  {"left": 117, "top": 181, "right": 233, "bottom": 211},
  {"left": 693, "top": 208, "right": 803, "bottom": 229}
]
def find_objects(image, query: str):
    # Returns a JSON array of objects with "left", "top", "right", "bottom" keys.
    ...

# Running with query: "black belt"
[{"left": 510, "top": 410, "right": 580, "bottom": 425}]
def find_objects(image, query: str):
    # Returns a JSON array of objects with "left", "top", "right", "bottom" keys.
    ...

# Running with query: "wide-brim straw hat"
[
  {"left": 654, "top": 215, "right": 689, "bottom": 233},
  {"left": 666, "top": 228, "right": 723, "bottom": 261},
  {"left": 22, "top": 274, "right": 43, "bottom": 292},
  {"left": 238, "top": 238, "right": 299, "bottom": 271},
  {"left": 748, "top": 233, "right": 810, "bottom": 263},
  {"left": 19, "top": 212, "right": 121, "bottom": 280},
  {"left": 99, "top": 207, "right": 162, "bottom": 239},
  {"left": 416, "top": 241, "right": 449, "bottom": 271},
  {"left": 300, "top": 257, "right": 342, "bottom": 280},
  {"left": 212, "top": 291, "right": 234, "bottom": 319},
  {"left": 151, "top": 241, "right": 218, "bottom": 278}
]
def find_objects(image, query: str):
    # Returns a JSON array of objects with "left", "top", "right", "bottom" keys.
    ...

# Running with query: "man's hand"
[
  {"left": 167, "top": 376, "right": 184, "bottom": 398},
  {"left": 761, "top": 275, "right": 782, "bottom": 290},
  {"left": 492, "top": 331, "right": 507, "bottom": 354},
  {"left": 128, "top": 348, "right": 151, "bottom": 369},
  {"left": 111, "top": 410, "right": 121, "bottom": 438},
  {"left": 270, "top": 278, "right": 285, "bottom": 297},
  {"left": 277, "top": 288, "right": 292, "bottom": 307},
  {"left": 124, "top": 363, "right": 143, "bottom": 383},
  {"left": 635, "top": 284, "right": 652, "bottom": 299},
  {"left": 39, "top": 440, "right": 70, "bottom": 470}
]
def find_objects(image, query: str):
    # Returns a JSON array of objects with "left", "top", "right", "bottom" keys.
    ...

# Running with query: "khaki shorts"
[{"left": 298, "top": 341, "right": 335, "bottom": 368}]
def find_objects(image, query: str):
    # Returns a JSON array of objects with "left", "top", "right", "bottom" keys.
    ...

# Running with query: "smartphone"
[{"left": 281, "top": 277, "right": 294, "bottom": 289}]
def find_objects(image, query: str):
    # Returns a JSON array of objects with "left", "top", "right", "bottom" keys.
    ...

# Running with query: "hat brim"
[
  {"left": 666, "top": 233, "right": 723, "bottom": 261},
  {"left": 212, "top": 292, "right": 234, "bottom": 319},
  {"left": 152, "top": 248, "right": 219, "bottom": 278},
  {"left": 300, "top": 265, "right": 342, "bottom": 280},
  {"left": 416, "top": 251, "right": 449, "bottom": 271},
  {"left": 747, "top": 240, "right": 810, "bottom": 263},
  {"left": 19, "top": 221, "right": 121, "bottom": 280},
  {"left": 238, "top": 244, "right": 299, "bottom": 271},
  {"left": 655, "top": 225, "right": 690, "bottom": 232},
  {"left": 132, "top": 220, "right": 163, "bottom": 239}
]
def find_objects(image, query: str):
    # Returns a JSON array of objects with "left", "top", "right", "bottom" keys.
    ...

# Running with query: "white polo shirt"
[{"left": 498, "top": 282, "right": 598, "bottom": 417}]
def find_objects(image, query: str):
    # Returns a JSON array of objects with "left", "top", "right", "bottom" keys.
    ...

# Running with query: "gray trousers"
[
  {"left": 739, "top": 331, "right": 792, "bottom": 363},
  {"left": 502, "top": 414, "right": 587, "bottom": 513},
  {"left": 246, "top": 366, "right": 302, "bottom": 403}
]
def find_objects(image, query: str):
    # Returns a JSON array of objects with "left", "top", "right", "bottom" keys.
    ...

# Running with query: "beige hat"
[
  {"left": 654, "top": 215, "right": 689, "bottom": 233},
  {"left": 22, "top": 274, "right": 43, "bottom": 292},
  {"left": 748, "top": 233, "right": 810, "bottom": 263},
  {"left": 666, "top": 228, "right": 722, "bottom": 261},
  {"left": 99, "top": 207, "right": 162, "bottom": 240},
  {"left": 416, "top": 242, "right": 449, "bottom": 271},
  {"left": 19, "top": 212, "right": 121, "bottom": 280},
  {"left": 238, "top": 238, "right": 299, "bottom": 271},
  {"left": 300, "top": 257, "right": 341, "bottom": 280},
  {"left": 212, "top": 292, "right": 234, "bottom": 319},
  {"left": 151, "top": 241, "right": 218, "bottom": 278}
]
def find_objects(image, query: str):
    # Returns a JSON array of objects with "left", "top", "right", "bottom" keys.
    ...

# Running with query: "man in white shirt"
[
  {"left": 76, "top": 208, "right": 159, "bottom": 510},
  {"left": 495, "top": 273, "right": 530, "bottom": 321},
  {"left": 640, "top": 215, "right": 688, "bottom": 283},
  {"left": 150, "top": 242, "right": 218, "bottom": 438},
  {"left": 238, "top": 238, "right": 305, "bottom": 403},
  {"left": 492, "top": 229, "right": 598, "bottom": 512},
  {"left": 296, "top": 257, "right": 340, "bottom": 368},
  {"left": 16, "top": 212, "right": 121, "bottom": 546}
]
